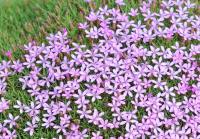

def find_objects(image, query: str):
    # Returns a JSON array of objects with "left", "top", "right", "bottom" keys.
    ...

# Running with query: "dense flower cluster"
[{"left": 0, "top": 0, "right": 200, "bottom": 138}]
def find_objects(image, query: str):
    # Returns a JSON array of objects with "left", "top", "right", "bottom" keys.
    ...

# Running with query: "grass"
[{"left": 0, "top": 0, "right": 199, "bottom": 138}]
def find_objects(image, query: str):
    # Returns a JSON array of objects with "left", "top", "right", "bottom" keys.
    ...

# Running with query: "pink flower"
[
  {"left": 0, "top": 98, "right": 9, "bottom": 113},
  {"left": 5, "top": 50, "right": 12, "bottom": 58},
  {"left": 0, "top": 0, "right": 200, "bottom": 138},
  {"left": 4, "top": 113, "right": 19, "bottom": 129},
  {"left": 24, "top": 121, "right": 38, "bottom": 136},
  {"left": 91, "top": 131, "right": 103, "bottom": 139},
  {"left": 115, "top": 0, "right": 125, "bottom": 6}
]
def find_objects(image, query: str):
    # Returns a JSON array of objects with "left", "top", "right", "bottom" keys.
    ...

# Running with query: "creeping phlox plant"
[{"left": 0, "top": 0, "right": 200, "bottom": 138}]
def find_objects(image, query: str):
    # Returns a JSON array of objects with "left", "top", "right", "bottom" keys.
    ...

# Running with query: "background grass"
[{"left": 0, "top": 0, "right": 199, "bottom": 138}]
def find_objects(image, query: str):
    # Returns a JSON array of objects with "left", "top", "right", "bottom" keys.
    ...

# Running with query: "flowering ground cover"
[{"left": 0, "top": 0, "right": 200, "bottom": 138}]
